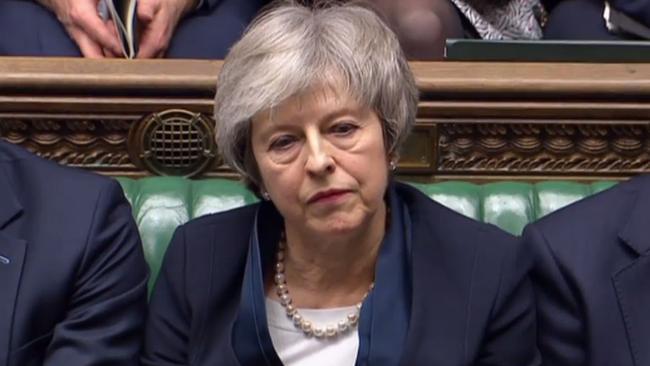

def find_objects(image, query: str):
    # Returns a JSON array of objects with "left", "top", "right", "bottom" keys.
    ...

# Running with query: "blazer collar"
[
  {"left": 0, "top": 162, "right": 22, "bottom": 230},
  {"left": 613, "top": 179, "right": 650, "bottom": 366},
  {"left": 618, "top": 179, "right": 650, "bottom": 256},
  {"left": 397, "top": 183, "right": 480, "bottom": 366},
  {"left": 0, "top": 161, "right": 27, "bottom": 364},
  {"left": 232, "top": 184, "right": 413, "bottom": 366}
]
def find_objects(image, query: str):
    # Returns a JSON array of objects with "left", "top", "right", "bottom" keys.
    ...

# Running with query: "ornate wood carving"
[
  {"left": 0, "top": 117, "right": 136, "bottom": 172},
  {"left": 438, "top": 123, "right": 650, "bottom": 175},
  {"left": 2, "top": 57, "right": 650, "bottom": 181}
]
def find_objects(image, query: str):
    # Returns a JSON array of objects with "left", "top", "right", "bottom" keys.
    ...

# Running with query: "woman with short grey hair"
[
  {"left": 215, "top": 1, "right": 418, "bottom": 191},
  {"left": 142, "top": 2, "right": 540, "bottom": 365}
]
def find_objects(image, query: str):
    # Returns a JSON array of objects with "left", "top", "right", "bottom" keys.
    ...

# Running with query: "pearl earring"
[
  {"left": 389, "top": 160, "right": 397, "bottom": 171},
  {"left": 261, "top": 191, "right": 271, "bottom": 201}
]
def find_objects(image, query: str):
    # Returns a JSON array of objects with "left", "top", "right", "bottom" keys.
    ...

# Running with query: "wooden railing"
[{"left": 1, "top": 57, "right": 650, "bottom": 181}]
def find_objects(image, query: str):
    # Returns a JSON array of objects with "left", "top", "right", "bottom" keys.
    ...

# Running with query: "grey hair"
[{"left": 214, "top": 0, "right": 419, "bottom": 190}]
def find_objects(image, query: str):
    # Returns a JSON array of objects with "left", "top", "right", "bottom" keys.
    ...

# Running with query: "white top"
[{"left": 265, "top": 298, "right": 359, "bottom": 366}]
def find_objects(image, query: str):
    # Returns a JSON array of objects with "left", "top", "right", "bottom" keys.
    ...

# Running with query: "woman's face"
[{"left": 251, "top": 87, "right": 389, "bottom": 236}]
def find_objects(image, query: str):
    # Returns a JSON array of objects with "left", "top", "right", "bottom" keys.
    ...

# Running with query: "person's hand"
[
  {"left": 136, "top": 0, "right": 197, "bottom": 58},
  {"left": 37, "top": 0, "right": 122, "bottom": 58}
]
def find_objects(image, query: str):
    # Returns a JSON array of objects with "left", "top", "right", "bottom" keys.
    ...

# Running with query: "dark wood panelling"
[{"left": 1, "top": 57, "right": 649, "bottom": 181}]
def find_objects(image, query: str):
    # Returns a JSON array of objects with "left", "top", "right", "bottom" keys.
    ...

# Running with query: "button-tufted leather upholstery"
[{"left": 116, "top": 177, "right": 617, "bottom": 292}]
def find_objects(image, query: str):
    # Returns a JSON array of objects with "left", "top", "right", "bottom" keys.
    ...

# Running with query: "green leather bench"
[{"left": 116, "top": 177, "right": 618, "bottom": 292}]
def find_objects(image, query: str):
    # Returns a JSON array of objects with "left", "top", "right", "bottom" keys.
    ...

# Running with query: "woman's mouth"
[{"left": 307, "top": 189, "right": 352, "bottom": 204}]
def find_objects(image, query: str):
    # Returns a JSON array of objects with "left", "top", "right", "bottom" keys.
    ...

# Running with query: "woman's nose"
[{"left": 304, "top": 130, "right": 335, "bottom": 176}]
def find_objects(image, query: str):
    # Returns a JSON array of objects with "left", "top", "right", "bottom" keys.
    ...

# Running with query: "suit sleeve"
[
  {"left": 44, "top": 179, "right": 149, "bottom": 366},
  {"left": 476, "top": 233, "right": 541, "bottom": 366},
  {"left": 196, "top": 0, "right": 222, "bottom": 12},
  {"left": 141, "top": 225, "right": 191, "bottom": 366},
  {"left": 523, "top": 224, "right": 586, "bottom": 366},
  {"left": 195, "top": 0, "right": 271, "bottom": 12},
  {"left": 610, "top": 0, "right": 650, "bottom": 28}
]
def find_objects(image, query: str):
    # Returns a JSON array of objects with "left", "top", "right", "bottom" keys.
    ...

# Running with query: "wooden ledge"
[
  {"left": 1, "top": 57, "right": 650, "bottom": 100},
  {"left": 0, "top": 57, "right": 221, "bottom": 96},
  {"left": 1, "top": 57, "right": 650, "bottom": 180}
]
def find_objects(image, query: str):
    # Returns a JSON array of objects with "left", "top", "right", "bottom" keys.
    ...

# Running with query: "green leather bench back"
[{"left": 116, "top": 177, "right": 618, "bottom": 292}]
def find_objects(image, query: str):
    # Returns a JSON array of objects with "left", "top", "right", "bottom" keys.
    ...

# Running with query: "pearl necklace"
[{"left": 273, "top": 234, "right": 375, "bottom": 339}]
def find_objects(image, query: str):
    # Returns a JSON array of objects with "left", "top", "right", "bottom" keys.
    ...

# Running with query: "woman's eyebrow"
[
  {"left": 255, "top": 103, "right": 365, "bottom": 139},
  {"left": 317, "top": 107, "right": 364, "bottom": 125},
  {"left": 253, "top": 118, "right": 297, "bottom": 143}
]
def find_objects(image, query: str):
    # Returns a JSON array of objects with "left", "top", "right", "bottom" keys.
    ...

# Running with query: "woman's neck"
[{"left": 267, "top": 204, "right": 386, "bottom": 309}]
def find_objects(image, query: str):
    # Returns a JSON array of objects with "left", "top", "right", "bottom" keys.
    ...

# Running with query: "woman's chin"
[{"left": 302, "top": 212, "right": 367, "bottom": 237}]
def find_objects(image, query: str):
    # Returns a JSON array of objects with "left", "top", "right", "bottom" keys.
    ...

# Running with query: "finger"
[
  {"left": 136, "top": 20, "right": 170, "bottom": 59},
  {"left": 103, "top": 19, "right": 121, "bottom": 57},
  {"left": 106, "top": 18, "right": 119, "bottom": 39},
  {"left": 137, "top": 34, "right": 169, "bottom": 59},
  {"left": 103, "top": 47, "right": 119, "bottom": 58},
  {"left": 69, "top": 27, "right": 105, "bottom": 58},
  {"left": 75, "top": 11, "right": 123, "bottom": 55},
  {"left": 136, "top": 31, "right": 160, "bottom": 59},
  {"left": 137, "top": 41, "right": 167, "bottom": 59},
  {"left": 137, "top": 0, "right": 157, "bottom": 23}
]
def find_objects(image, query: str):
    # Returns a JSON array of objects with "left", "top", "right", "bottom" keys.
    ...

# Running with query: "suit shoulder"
[
  {"left": 523, "top": 177, "right": 648, "bottom": 261},
  {"left": 1, "top": 144, "right": 128, "bottom": 222},
  {"left": 531, "top": 176, "right": 642, "bottom": 232},
  {"left": 5, "top": 142, "right": 116, "bottom": 195}
]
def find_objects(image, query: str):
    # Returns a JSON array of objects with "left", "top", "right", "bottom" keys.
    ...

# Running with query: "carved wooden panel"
[
  {"left": 0, "top": 117, "right": 136, "bottom": 173},
  {"left": 2, "top": 58, "right": 650, "bottom": 181},
  {"left": 438, "top": 122, "right": 650, "bottom": 175}
]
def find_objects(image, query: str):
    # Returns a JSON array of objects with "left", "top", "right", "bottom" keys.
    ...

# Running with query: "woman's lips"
[{"left": 307, "top": 189, "right": 351, "bottom": 204}]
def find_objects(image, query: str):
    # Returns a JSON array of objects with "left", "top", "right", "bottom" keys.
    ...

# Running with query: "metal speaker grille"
[{"left": 129, "top": 110, "right": 216, "bottom": 177}]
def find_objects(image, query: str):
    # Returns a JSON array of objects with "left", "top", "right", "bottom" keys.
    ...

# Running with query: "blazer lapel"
[
  {"left": 399, "top": 201, "right": 478, "bottom": 366},
  {"left": 0, "top": 164, "right": 26, "bottom": 365},
  {"left": 613, "top": 183, "right": 650, "bottom": 366}
]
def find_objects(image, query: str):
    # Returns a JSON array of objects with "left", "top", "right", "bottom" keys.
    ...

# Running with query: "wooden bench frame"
[{"left": 1, "top": 57, "right": 650, "bottom": 182}]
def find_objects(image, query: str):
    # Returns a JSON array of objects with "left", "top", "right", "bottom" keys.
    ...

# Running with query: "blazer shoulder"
[
  {"left": 397, "top": 180, "right": 522, "bottom": 261},
  {"left": 157, "top": 204, "right": 258, "bottom": 307},
  {"left": 172, "top": 203, "right": 260, "bottom": 255},
  {"left": 180, "top": 203, "right": 260, "bottom": 232},
  {"left": 397, "top": 182, "right": 516, "bottom": 243}
]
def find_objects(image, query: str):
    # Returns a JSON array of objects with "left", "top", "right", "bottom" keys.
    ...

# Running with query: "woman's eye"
[
  {"left": 330, "top": 122, "right": 358, "bottom": 136},
  {"left": 269, "top": 135, "right": 296, "bottom": 151}
]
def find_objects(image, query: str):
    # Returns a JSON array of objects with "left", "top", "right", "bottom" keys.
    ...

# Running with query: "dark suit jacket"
[
  {"left": 610, "top": 0, "right": 650, "bottom": 27},
  {"left": 200, "top": 0, "right": 269, "bottom": 11},
  {"left": 142, "top": 182, "right": 540, "bottom": 365},
  {"left": 524, "top": 175, "right": 650, "bottom": 366},
  {"left": 0, "top": 141, "right": 148, "bottom": 366},
  {"left": 543, "top": 0, "right": 650, "bottom": 29}
]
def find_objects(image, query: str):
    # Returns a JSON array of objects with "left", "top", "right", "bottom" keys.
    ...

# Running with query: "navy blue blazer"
[
  {"left": 142, "top": 182, "right": 540, "bottom": 366},
  {"left": 0, "top": 141, "right": 148, "bottom": 366},
  {"left": 524, "top": 175, "right": 650, "bottom": 366}
]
